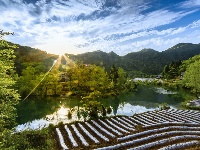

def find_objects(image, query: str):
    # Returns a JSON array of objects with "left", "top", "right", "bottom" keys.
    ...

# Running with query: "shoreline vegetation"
[{"left": 134, "top": 78, "right": 200, "bottom": 110}]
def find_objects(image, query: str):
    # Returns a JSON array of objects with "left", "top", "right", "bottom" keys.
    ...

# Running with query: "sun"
[
  {"left": 57, "top": 51, "right": 65, "bottom": 57},
  {"left": 33, "top": 37, "right": 79, "bottom": 55}
]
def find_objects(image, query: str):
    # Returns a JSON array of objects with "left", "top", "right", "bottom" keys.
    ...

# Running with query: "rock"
[{"left": 187, "top": 99, "right": 200, "bottom": 107}]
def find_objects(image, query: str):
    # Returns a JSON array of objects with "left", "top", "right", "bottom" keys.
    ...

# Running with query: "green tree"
[
  {"left": 117, "top": 67, "right": 127, "bottom": 89},
  {"left": 182, "top": 60, "right": 200, "bottom": 98},
  {"left": 62, "top": 64, "right": 113, "bottom": 119},
  {"left": 36, "top": 71, "right": 62, "bottom": 96},
  {"left": 0, "top": 31, "right": 20, "bottom": 148},
  {"left": 109, "top": 65, "right": 119, "bottom": 86},
  {"left": 63, "top": 64, "right": 112, "bottom": 98},
  {"left": 180, "top": 54, "right": 200, "bottom": 72},
  {"left": 17, "top": 66, "right": 37, "bottom": 97},
  {"left": 162, "top": 61, "right": 181, "bottom": 79}
]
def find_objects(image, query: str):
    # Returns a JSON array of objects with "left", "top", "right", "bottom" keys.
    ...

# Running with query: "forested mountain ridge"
[
  {"left": 10, "top": 42, "right": 200, "bottom": 76},
  {"left": 9, "top": 42, "right": 58, "bottom": 75},
  {"left": 68, "top": 50, "right": 121, "bottom": 71},
  {"left": 69, "top": 43, "right": 200, "bottom": 75}
]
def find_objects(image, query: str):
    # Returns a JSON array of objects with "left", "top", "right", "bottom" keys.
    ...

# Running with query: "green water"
[{"left": 15, "top": 85, "right": 194, "bottom": 131}]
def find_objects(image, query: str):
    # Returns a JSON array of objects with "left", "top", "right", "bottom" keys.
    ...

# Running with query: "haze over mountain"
[{"left": 1, "top": 0, "right": 200, "bottom": 55}]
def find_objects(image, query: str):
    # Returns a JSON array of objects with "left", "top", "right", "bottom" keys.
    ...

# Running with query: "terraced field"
[{"left": 54, "top": 109, "right": 200, "bottom": 150}]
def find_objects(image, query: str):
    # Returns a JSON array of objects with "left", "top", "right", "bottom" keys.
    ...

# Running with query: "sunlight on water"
[
  {"left": 15, "top": 106, "right": 82, "bottom": 132},
  {"left": 15, "top": 85, "right": 187, "bottom": 132},
  {"left": 15, "top": 103, "right": 155, "bottom": 132},
  {"left": 115, "top": 103, "right": 155, "bottom": 116},
  {"left": 153, "top": 87, "right": 177, "bottom": 94},
  {"left": 45, "top": 106, "right": 82, "bottom": 124}
]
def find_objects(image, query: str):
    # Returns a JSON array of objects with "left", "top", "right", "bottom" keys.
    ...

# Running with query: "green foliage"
[
  {"left": 180, "top": 54, "right": 200, "bottom": 72},
  {"left": 0, "top": 31, "right": 20, "bottom": 149},
  {"left": 67, "top": 108, "right": 74, "bottom": 120},
  {"left": 9, "top": 128, "right": 55, "bottom": 150},
  {"left": 61, "top": 63, "right": 136, "bottom": 120},
  {"left": 70, "top": 50, "right": 120, "bottom": 72},
  {"left": 17, "top": 63, "right": 62, "bottom": 97},
  {"left": 162, "top": 61, "right": 181, "bottom": 79},
  {"left": 157, "top": 102, "right": 170, "bottom": 110},
  {"left": 63, "top": 64, "right": 112, "bottom": 98},
  {"left": 17, "top": 65, "right": 37, "bottom": 97},
  {"left": 182, "top": 59, "right": 200, "bottom": 98},
  {"left": 66, "top": 43, "right": 200, "bottom": 75},
  {"left": 78, "top": 99, "right": 107, "bottom": 120},
  {"left": 109, "top": 65, "right": 119, "bottom": 85},
  {"left": 13, "top": 43, "right": 58, "bottom": 76}
]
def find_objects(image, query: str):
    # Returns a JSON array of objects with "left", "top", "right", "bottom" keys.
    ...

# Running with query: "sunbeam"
[
  {"left": 62, "top": 54, "right": 75, "bottom": 68},
  {"left": 22, "top": 54, "right": 63, "bottom": 101}
]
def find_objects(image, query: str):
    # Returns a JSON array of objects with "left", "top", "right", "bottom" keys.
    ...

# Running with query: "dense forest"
[
  {"left": 68, "top": 43, "right": 200, "bottom": 76},
  {"left": 11, "top": 42, "right": 200, "bottom": 77}
]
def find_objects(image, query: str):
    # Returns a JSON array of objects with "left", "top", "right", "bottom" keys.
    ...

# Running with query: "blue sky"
[{"left": 1, "top": 0, "right": 200, "bottom": 55}]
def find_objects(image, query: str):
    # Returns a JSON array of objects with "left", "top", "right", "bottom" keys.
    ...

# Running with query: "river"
[{"left": 15, "top": 85, "right": 193, "bottom": 131}]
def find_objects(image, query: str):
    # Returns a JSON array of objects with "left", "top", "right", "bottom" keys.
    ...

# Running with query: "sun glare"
[{"left": 33, "top": 35, "right": 82, "bottom": 56}]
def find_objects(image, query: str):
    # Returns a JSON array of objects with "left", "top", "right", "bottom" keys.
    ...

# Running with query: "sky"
[{"left": 1, "top": 0, "right": 200, "bottom": 56}]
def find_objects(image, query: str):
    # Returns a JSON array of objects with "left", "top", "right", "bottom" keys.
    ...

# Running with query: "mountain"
[
  {"left": 10, "top": 42, "right": 200, "bottom": 76},
  {"left": 69, "top": 50, "right": 121, "bottom": 71},
  {"left": 122, "top": 49, "right": 160, "bottom": 74},
  {"left": 162, "top": 43, "right": 200, "bottom": 61},
  {"left": 68, "top": 43, "right": 200, "bottom": 75},
  {"left": 11, "top": 42, "right": 58, "bottom": 75}
]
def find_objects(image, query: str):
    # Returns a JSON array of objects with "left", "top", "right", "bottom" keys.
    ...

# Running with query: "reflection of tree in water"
[
  {"left": 111, "top": 96, "right": 120, "bottom": 115},
  {"left": 16, "top": 97, "right": 61, "bottom": 124},
  {"left": 61, "top": 97, "right": 81, "bottom": 109},
  {"left": 170, "top": 88, "right": 195, "bottom": 102},
  {"left": 17, "top": 86, "right": 193, "bottom": 124}
]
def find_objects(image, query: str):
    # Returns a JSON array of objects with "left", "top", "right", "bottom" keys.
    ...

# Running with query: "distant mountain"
[
  {"left": 69, "top": 50, "right": 121, "bottom": 71},
  {"left": 122, "top": 49, "right": 160, "bottom": 74},
  {"left": 10, "top": 41, "right": 200, "bottom": 76},
  {"left": 10, "top": 42, "right": 58, "bottom": 75},
  {"left": 68, "top": 43, "right": 200, "bottom": 75}
]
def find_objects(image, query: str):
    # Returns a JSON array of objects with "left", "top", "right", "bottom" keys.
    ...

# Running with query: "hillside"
[
  {"left": 11, "top": 42, "right": 200, "bottom": 76},
  {"left": 68, "top": 43, "right": 200, "bottom": 75},
  {"left": 9, "top": 42, "right": 58, "bottom": 75},
  {"left": 69, "top": 50, "right": 121, "bottom": 71}
]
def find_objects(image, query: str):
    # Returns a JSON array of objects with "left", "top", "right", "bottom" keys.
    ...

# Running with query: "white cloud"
[
  {"left": 181, "top": 0, "right": 200, "bottom": 8},
  {"left": 1, "top": 0, "right": 200, "bottom": 55},
  {"left": 189, "top": 19, "right": 200, "bottom": 28}
]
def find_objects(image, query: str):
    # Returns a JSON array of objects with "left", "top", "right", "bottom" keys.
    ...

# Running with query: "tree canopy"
[
  {"left": 0, "top": 31, "right": 20, "bottom": 148},
  {"left": 182, "top": 59, "right": 200, "bottom": 98}
]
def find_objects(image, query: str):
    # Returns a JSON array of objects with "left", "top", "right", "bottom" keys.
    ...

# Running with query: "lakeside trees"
[
  {"left": 162, "top": 61, "right": 181, "bottom": 79},
  {"left": 182, "top": 60, "right": 200, "bottom": 98},
  {"left": 15, "top": 56, "right": 137, "bottom": 119},
  {"left": 0, "top": 31, "right": 20, "bottom": 148},
  {"left": 60, "top": 63, "right": 137, "bottom": 119}
]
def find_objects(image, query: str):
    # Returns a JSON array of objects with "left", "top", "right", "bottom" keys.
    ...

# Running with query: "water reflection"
[
  {"left": 16, "top": 106, "right": 83, "bottom": 132},
  {"left": 115, "top": 103, "right": 154, "bottom": 116},
  {"left": 153, "top": 87, "right": 177, "bottom": 94},
  {"left": 15, "top": 85, "right": 193, "bottom": 131}
]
